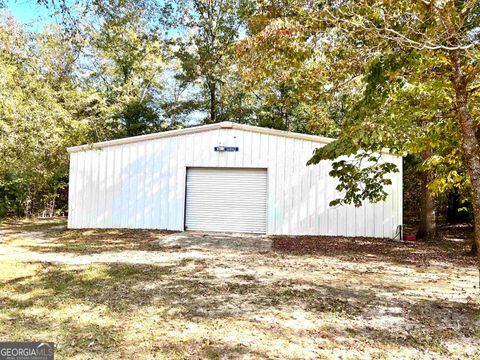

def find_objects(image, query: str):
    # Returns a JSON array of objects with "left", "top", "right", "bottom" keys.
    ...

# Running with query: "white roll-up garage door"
[{"left": 185, "top": 168, "right": 267, "bottom": 233}]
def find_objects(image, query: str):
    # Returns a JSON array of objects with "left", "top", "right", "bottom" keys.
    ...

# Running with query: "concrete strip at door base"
[{"left": 150, "top": 231, "right": 272, "bottom": 251}]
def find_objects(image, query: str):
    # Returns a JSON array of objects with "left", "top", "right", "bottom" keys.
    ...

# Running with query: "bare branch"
[{"left": 324, "top": 8, "right": 479, "bottom": 52}]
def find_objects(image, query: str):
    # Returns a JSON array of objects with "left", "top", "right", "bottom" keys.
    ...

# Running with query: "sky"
[
  {"left": 4, "top": 0, "right": 58, "bottom": 30},
  {"left": 4, "top": 0, "right": 182, "bottom": 35}
]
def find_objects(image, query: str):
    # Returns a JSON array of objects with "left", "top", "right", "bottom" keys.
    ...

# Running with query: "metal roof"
[{"left": 67, "top": 121, "right": 336, "bottom": 153}]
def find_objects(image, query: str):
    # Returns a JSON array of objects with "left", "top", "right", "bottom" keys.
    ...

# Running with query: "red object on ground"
[{"left": 404, "top": 234, "right": 416, "bottom": 241}]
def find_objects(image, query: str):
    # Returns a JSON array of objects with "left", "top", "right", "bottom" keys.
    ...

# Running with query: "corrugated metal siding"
[
  {"left": 68, "top": 127, "right": 403, "bottom": 238},
  {"left": 185, "top": 168, "right": 267, "bottom": 233}
]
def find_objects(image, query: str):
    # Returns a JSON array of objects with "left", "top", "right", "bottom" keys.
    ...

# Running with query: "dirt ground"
[{"left": 0, "top": 218, "right": 478, "bottom": 359}]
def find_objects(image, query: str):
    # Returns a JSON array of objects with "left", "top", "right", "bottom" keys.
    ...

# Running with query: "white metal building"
[{"left": 67, "top": 122, "right": 403, "bottom": 237}]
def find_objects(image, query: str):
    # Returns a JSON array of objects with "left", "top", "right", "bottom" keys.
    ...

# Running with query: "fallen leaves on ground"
[{"left": 0, "top": 219, "right": 478, "bottom": 359}]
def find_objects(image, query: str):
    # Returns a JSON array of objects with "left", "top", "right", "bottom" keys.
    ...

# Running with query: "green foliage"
[
  {"left": 0, "top": 17, "right": 91, "bottom": 216},
  {"left": 0, "top": 1, "right": 180, "bottom": 217},
  {"left": 236, "top": 13, "right": 343, "bottom": 134},
  {"left": 166, "top": 0, "right": 245, "bottom": 123},
  {"left": 2, "top": 0, "right": 478, "bottom": 225},
  {"left": 0, "top": 172, "right": 28, "bottom": 218},
  {"left": 237, "top": 0, "right": 480, "bottom": 213},
  {"left": 84, "top": 0, "right": 167, "bottom": 139},
  {"left": 327, "top": 155, "right": 398, "bottom": 207}
]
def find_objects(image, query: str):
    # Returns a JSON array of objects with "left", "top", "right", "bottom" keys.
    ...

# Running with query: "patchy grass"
[
  {"left": 0, "top": 218, "right": 479, "bottom": 359},
  {"left": 1, "top": 218, "right": 174, "bottom": 255}
]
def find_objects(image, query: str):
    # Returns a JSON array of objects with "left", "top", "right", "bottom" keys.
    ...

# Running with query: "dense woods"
[{"left": 0, "top": 0, "right": 479, "bottom": 257}]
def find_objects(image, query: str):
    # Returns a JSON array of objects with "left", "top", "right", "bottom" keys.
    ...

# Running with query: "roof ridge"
[{"left": 67, "top": 121, "right": 337, "bottom": 153}]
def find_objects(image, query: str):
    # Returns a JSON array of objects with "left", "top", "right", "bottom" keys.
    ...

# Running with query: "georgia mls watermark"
[{"left": 0, "top": 343, "right": 54, "bottom": 360}]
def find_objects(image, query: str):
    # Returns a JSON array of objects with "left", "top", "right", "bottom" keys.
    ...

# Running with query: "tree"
[
  {"left": 0, "top": 16, "right": 90, "bottom": 216},
  {"left": 0, "top": 0, "right": 172, "bottom": 217},
  {"left": 240, "top": 1, "right": 480, "bottom": 262},
  {"left": 314, "top": 0, "right": 480, "bottom": 256},
  {"left": 82, "top": 0, "right": 167, "bottom": 139},
  {"left": 171, "top": 0, "right": 245, "bottom": 123},
  {"left": 237, "top": 12, "right": 349, "bottom": 134}
]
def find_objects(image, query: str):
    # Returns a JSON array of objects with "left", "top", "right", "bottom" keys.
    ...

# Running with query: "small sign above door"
[{"left": 214, "top": 146, "right": 239, "bottom": 152}]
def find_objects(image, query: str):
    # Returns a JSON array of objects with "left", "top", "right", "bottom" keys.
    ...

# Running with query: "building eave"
[{"left": 66, "top": 122, "right": 336, "bottom": 153}]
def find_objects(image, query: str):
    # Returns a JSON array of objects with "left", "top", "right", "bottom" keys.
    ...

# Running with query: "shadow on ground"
[
  {"left": 271, "top": 224, "right": 477, "bottom": 267},
  {"left": 1, "top": 218, "right": 174, "bottom": 254},
  {"left": 1, "top": 219, "right": 478, "bottom": 359},
  {"left": 1, "top": 261, "right": 479, "bottom": 356}
]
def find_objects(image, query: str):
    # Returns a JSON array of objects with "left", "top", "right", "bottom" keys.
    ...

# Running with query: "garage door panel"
[{"left": 185, "top": 168, "right": 267, "bottom": 233}]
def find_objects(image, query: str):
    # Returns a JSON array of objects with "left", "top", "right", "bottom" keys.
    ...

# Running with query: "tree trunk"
[
  {"left": 450, "top": 50, "right": 480, "bottom": 280},
  {"left": 417, "top": 168, "right": 436, "bottom": 241},
  {"left": 471, "top": 239, "right": 478, "bottom": 256},
  {"left": 446, "top": 191, "right": 462, "bottom": 223}
]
